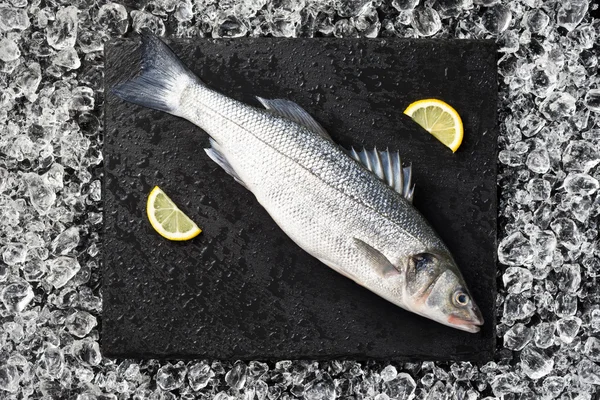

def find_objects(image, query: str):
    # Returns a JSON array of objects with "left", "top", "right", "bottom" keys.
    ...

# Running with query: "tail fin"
[{"left": 112, "top": 31, "right": 200, "bottom": 115}]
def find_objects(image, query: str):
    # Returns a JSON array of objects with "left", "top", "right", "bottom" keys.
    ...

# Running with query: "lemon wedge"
[
  {"left": 403, "top": 99, "right": 464, "bottom": 152},
  {"left": 146, "top": 186, "right": 201, "bottom": 241}
]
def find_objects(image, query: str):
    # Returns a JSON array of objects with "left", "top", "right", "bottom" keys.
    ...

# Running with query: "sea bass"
[{"left": 114, "top": 33, "right": 484, "bottom": 333}]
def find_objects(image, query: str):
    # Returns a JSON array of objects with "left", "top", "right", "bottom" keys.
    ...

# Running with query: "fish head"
[{"left": 403, "top": 252, "right": 483, "bottom": 333}]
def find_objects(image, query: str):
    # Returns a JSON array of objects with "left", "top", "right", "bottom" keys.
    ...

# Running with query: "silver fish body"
[{"left": 114, "top": 33, "right": 484, "bottom": 332}]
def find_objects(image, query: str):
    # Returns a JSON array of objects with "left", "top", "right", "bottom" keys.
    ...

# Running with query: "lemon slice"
[
  {"left": 146, "top": 186, "right": 201, "bottom": 241},
  {"left": 403, "top": 99, "right": 464, "bottom": 152}
]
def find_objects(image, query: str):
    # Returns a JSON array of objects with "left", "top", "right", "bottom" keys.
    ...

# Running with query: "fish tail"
[{"left": 112, "top": 31, "right": 200, "bottom": 115}]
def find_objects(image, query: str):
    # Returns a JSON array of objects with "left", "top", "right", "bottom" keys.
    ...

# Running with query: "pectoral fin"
[
  {"left": 204, "top": 138, "right": 247, "bottom": 188},
  {"left": 353, "top": 238, "right": 401, "bottom": 278}
]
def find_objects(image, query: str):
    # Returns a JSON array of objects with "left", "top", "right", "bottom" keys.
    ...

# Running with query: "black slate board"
[{"left": 103, "top": 38, "right": 498, "bottom": 361}]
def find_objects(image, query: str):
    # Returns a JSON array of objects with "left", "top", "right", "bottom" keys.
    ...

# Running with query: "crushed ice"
[{"left": 0, "top": 0, "right": 599, "bottom": 398}]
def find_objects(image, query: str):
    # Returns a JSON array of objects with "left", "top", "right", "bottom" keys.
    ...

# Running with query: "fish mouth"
[{"left": 447, "top": 314, "right": 484, "bottom": 333}]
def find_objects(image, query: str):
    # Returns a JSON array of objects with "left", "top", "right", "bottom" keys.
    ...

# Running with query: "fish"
[{"left": 113, "top": 32, "right": 484, "bottom": 333}]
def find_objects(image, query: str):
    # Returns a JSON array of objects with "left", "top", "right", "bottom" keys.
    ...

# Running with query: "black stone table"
[{"left": 103, "top": 38, "right": 497, "bottom": 361}]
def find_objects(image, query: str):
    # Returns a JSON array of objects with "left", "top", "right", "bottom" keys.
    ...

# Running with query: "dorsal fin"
[
  {"left": 256, "top": 97, "right": 332, "bottom": 141},
  {"left": 348, "top": 147, "right": 414, "bottom": 202},
  {"left": 204, "top": 139, "right": 247, "bottom": 188}
]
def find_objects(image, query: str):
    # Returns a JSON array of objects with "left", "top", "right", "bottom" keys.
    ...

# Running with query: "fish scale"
[{"left": 113, "top": 33, "right": 484, "bottom": 333}]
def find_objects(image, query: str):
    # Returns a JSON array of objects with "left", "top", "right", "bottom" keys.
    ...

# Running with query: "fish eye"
[
  {"left": 453, "top": 291, "right": 469, "bottom": 306},
  {"left": 412, "top": 253, "right": 435, "bottom": 271}
]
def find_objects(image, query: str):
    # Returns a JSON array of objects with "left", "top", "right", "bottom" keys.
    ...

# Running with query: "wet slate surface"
[{"left": 103, "top": 38, "right": 498, "bottom": 361}]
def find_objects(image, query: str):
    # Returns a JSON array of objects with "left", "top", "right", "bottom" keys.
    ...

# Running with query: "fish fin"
[
  {"left": 256, "top": 97, "right": 332, "bottom": 140},
  {"left": 353, "top": 238, "right": 401, "bottom": 278},
  {"left": 348, "top": 147, "right": 414, "bottom": 203},
  {"left": 112, "top": 31, "right": 200, "bottom": 116},
  {"left": 204, "top": 139, "right": 247, "bottom": 188}
]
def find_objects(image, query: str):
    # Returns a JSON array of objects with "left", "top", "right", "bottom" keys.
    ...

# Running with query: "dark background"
[{"left": 103, "top": 38, "right": 497, "bottom": 361}]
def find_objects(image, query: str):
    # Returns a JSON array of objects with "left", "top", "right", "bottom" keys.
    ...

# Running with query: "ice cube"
[
  {"left": 384, "top": 373, "right": 416, "bottom": 400},
  {"left": 304, "top": 373, "right": 335, "bottom": 400},
  {"left": 391, "top": 0, "right": 419, "bottom": 12},
  {"left": 21, "top": 259, "right": 47, "bottom": 282},
  {"left": 225, "top": 361, "right": 248, "bottom": 390},
  {"left": 577, "top": 359, "right": 600, "bottom": 385},
  {"left": 503, "top": 323, "right": 533, "bottom": 351},
  {"left": 380, "top": 365, "right": 397, "bottom": 382},
  {"left": 591, "top": 310, "right": 600, "bottom": 332},
  {"left": 481, "top": 5, "right": 512, "bottom": 34},
  {"left": 188, "top": 362, "right": 214, "bottom": 390},
  {"left": 333, "top": 19, "right": 358, "bottom": 38},
  {"left": 554, "top": 292, "right": 577, "bottom": 317},
  {"left": 36, "top": 344, "right": 65, "bottom": 380},
  {"left": 584, "top": 89, "right": 600, "bottom": 113},
  {"left": 354, "top": 5, "right": 380, "bottom": 38},
  {"left": 0, "top": 364, "right": 20, "bottom": 393},
  {"left": 556, "top": 316, "right": 581, "bottom": 344},
  {"left": 131, "top": 10, "right": 166, "bottom": 35},
  {"left": 65, "top": 310, "right": 97, "bottom": 338},
  {"left": 43, "top": 163, "right": 65, "bottom": 191},
  {"left": 533, "top": 207, "right": 553, "bottom": 236},
  {"left": 51, "top": 227, "right": 79, "bottom": 255},
  {"left": 253, "top": 379, "right": 269, "bottom": 400},
  {"left": 539, "top": 92, "right": 576, "bottom": 120},
  {"left": 520, "top": 346, "right": 553, "bottom": 379},
  {"left": 557, "top": 264, "right": 581, "bottom": 293},
  {"left": 1, "top": 278, "right": 34, "bottom": 314},
  {"left": 524, "top": 9, "right": 549, "bottom": 34},
  {"left": 46, "top": 6, "right": 78, "bottom": 50},
  {"left": 96, "top": 2, "right": 129, "bottom": 36},
  {"left": 498, "top": 149, "right": 523, "bottom": 166},
  {"left": 213, "top": 14, "right": 249, "bottom": 38},
  {"left": 490, "top": 372, "right": 526, "bottom": 397},
  {"left": 73, "top": 339, "right": 101, "bottom": 366},
  {"left": 503, "top": 267, "right": 533, "bottom": 294},
  {"left": 247, "top": 361, "right": 268, "bottom": 378},
  {"left": 52, "top": 48, "right": 81, "bottom": 70},
  {"left": 449, "top": 362, "right": 475, "bottom": 381},
  {"left": 2, "top": 243, "right": 27, "bottom": 265},
  {"left": 0, "top": 38, "right": 19, "bottom": 62},
  {"left": 4, "top": 322, "right": 23, "bottom": 342},
  {"left": 46, "top": 256, "right": 81, "bottom": 289},
  {"left": 550, "top": 218, "right": 580, "bottom": 251},
  {"left": 411, "top": 7, "right": 441, "bottom": 37},
  {"left": 175, "top": 1, "right": 193, "bottom": 22},
  {"left": 0, "top": 7, "right": 29, "bottom": 31},
  {"left": 541, "top": 376, "right": 566, "bottom": 398},
  {"left": 498, "top": 31, "right": 519, "bottom": 53},
  {"left": 503, "top": 293, "right": 536, "bottom": 321},
  {"left": 530, "top": 69, "right": 556, "bottom": 98},
  {"left": 11, "top": 62, "right": 41, "bottom": 99},
  {"left": 498, "top": 232, "right": 533, "bottom": 266},
  {"left": 584, "top": 337, "right": 600, "bottom": 362},
  {"left": 157, "top": 362, "right": 187, "bottom": 391},
  {"left": 526, "top": 178, "right": 551, "bottom": 200},
  {"left": 23, "top": 173, "right": 56, "bottom": 215},
  {"left": 74, "top": 366, "right": 94, "bottom": 383},
  {"left": 335, "top": 0, "right": 372, "bottom": 18},
  {"left": 563, "top": 173, "right": 599, "bottom": 195},
  {"left": 562, "top": 141, "right": 600, "bottom": 173},
  {"left": 556, "top": 0, "right": 588, "bottom": 31},
  {"left": 123, "top": 362, "right": 142, "bottom": 382},
  {"left": 570, "top": 25, "right": 596, "bottom": 50}
]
